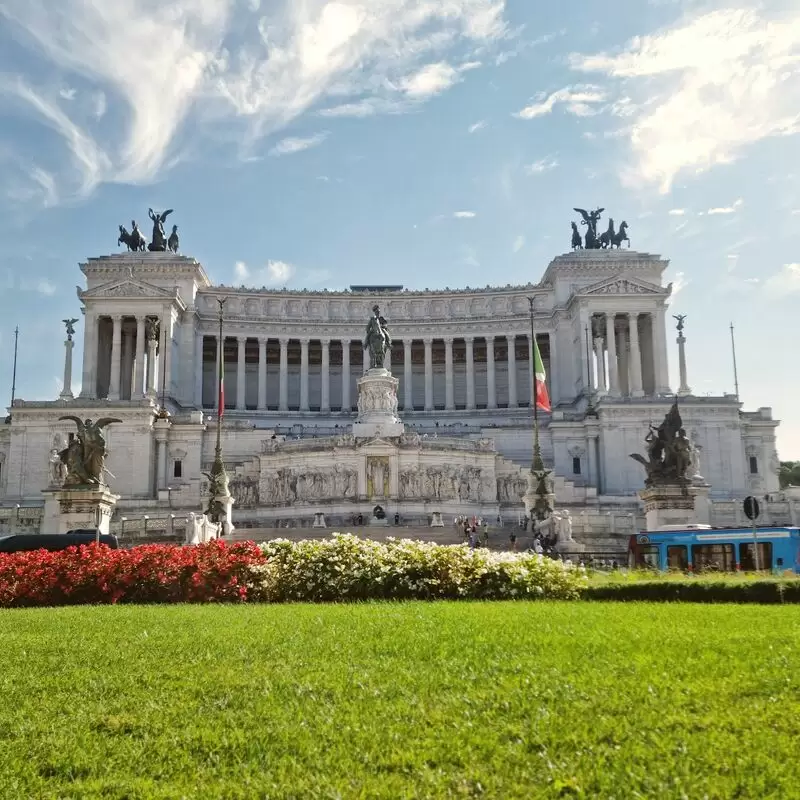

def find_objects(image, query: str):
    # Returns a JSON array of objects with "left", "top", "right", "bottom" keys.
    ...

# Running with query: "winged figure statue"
[
  {"left": 62, "top": 318, "right": 79, "bottom": 340},
  {"left": 58, "top": 416, "right": 122, "bottom": 486},
  {"left": 573, "top": 207, "right": 604, "bottom": 249},
  {"left": 148, "top": 208, "right": 173, "bottom": 251}
]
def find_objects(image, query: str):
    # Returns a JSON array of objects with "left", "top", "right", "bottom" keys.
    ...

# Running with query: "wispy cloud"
[
  {"left": 468, "top": 120, "right": 487, "bottom": 133},
  {"left": 453, "top": 210, "right": 476, "bottom": 218},
  {"left": 668, "top": 208, "right": 685, "bottom": 216},
  {"left": 512, "top": 235, "right": 525, "bottom": 253},
  {"left": 37, "top": 278, "right": 56, "bottom": 295},
  {"left": 269, "top": 133, "right": 328, "bottom": 157},
  {"left": 515, "top": 85, "right": 607, "bottom": 119},
  {"left": 0, "top": 0, "right": 508, "bottom": 204},
  {"left": 669, "top": 271, "right": 688, "bottom": 298},
  {"left": 524, "top": 156, "right": 558, "bottom": 175},
  {"left": 706, "top": 198, "right": 744, "bottom": 215},
  {"left": 234, "top": 259, "right": 295, "bottom": 287},
  {"left": 569, "top": 7, "right": 800, "bottom": 192}
]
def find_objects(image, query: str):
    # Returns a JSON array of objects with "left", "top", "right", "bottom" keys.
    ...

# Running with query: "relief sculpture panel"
[
  {"left": 260, "top": 464, "right": 358, "bottom": 505},
  {"left": 399, "top": 465, "right": 496, "bottom": 502}
]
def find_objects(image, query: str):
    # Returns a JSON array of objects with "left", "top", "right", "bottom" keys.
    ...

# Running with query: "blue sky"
[{"left": 0, "top": 0, "right": 798, "bottom": 456}]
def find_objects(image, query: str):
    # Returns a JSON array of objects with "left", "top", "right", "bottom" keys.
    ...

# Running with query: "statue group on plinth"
[
  {"left": 57, "top": 416, "right": 121, "bottom": 487},
  {"left": 630, "top": 400, "right": 696, "bottom": 490},
  {"left": 571, "top": 207, "right": 630, "bottom": 250},
  {"left": 117, "top": 208, "right": 180, "bottom": 253}
]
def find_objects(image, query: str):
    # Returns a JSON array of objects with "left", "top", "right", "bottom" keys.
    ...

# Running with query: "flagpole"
[
  {"left": 206, "top": 297, "right": 229, "bottom": 525},
  {"left": 9, "top": 325, "right": 19, "bottom": 415},
  {"left": 527, "top": 297, "right": 543, "bottom": 472},
  {"left": 729, "top": 322, "right": 740, "bottom": 401},
  {"left": 215, "top": 298, "right": 226, "bottom": 457}
]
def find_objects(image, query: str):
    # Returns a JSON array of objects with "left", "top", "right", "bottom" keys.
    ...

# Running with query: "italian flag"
[
  {"left": 533, "top": 337, "right": 551, "bottom": 412},
  {"left": 218, "top": 344, "right": 225, "bottom": 418}
]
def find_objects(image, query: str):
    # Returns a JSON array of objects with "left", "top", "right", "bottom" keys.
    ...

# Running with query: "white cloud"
[
  {"left": 268, "top": 132, "right": 328, "bottom": 157},
  {"left": 524, "top": 156, "right": 558, "bottom": 175},
  {"left": 36, "top": 278, "right": 56, "bottom": 295},
  {"left": 453, "top": 210, "right": 476, "bottom": 218},
  {"left": 570, "top": 7, "right": 800, "bottom": 192},
  {"left": 0, "top": 0, "right": 507, "bottom": 203},
  {"left": 58, "top": 87, "right": 76, "bottom": 100},
  {"left": 764, "top": 263, "right": 800, "bottom": 296},
  {"left": 30, "top": 167, "right": 58, "bottom": 207},
  {"left": 515, "top": 85, "right": 607, "bottom": 119},
  {"left": 707, "top": 198, "right": 744, "bottom": 215},
  {"left": 668, "top": 208, "right": 685, "bottom": 216},
  {"left": 468, "top": 120, "right": 487, "bottom": 133},
  {"left": 669, "top": 270, "right": 688, "bottom": 297},
  {"left": 512, "top": 234, "right": 525, "bottom": 253},
  {"left": 234, "top": 259, "right": 295, "bottom": 286}
]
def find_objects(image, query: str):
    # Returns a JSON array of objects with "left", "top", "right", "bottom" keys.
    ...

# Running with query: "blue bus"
[{"left": 628, "top": 526, "right": 800, "bottom": 573}]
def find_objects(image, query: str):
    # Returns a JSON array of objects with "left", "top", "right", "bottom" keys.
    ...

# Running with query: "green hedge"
[{"left": 584, "top": 578, "right": 800, "bottom": 603}]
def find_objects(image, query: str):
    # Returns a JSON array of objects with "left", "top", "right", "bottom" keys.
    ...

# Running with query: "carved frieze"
[
  {"left": 260, "top": 464, "right": 358, "bottom": 504},
  {"left": 398, "top": 465, "right": 495, "bottom": 502}
]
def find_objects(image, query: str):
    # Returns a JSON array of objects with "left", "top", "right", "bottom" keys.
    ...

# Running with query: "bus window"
[
  {"left": 691, "top": 544, "right": 736, "bottom": 572},
  {"left": 634, "top": 545, "right": 661, "bottom": 569},
  {"left": 739, "top": 542, "right": 773, "bottom": 571},
  {"left": 666, "top": 545, "right": 688, "bottom": 571}
]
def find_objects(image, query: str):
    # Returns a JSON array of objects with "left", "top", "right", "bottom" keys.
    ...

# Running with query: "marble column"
[
  {"left": 79, "top": 313, "right": 97, "bottom": 399},
  {"left": 300, "top": 338, "right": 310, "bottom": 412},
  {"left": 423, "top": 337, "right": 433, "bottom": 412},
  {"left": 108, "top": 315, "right": 123, "bottom": 401},
  {"left": 548, "top": 331, "right": 560, "bottom": 407},
  {"left": 146, "top": 321, "right": 159, "bottom": 398},
  {"left": 486, "top": 336, "right": 497, "bottom": 410},
  {"left": 654, "top": 307, "right": 671, "bottom": 394},
  {"left": 258, "top": 337, "right": 267, "bottom": 410},
  {"left": 677, "top": 327, "right": 691, "bottom": 396},
  {"left": 628, "top": 312, "right": 644, "bottom": 397},
  {"left": 403, "top": 340, "right": 413, "bottom": 411},
  {"left": 193, "top": 334, "right": 203, "bottom": 407},
  {"left": 236, "top": 337, "right": 246, "bottom": 410},
  {"left": 161, "top": 313, "right": 172, "bottom": 402},
  {"left": 444, "top": 336, "right": 455, "bottom": 411},
  {"left": 383, "top": 342, "right": 391, "bottom": 373},
  {"left": 506, "top": 334, "right": 517, "bottom": 408},
  {"left": 341, "top": 340, "right": 351, "bottom": 411},
  {"left": 605, "top": 312, "right": 619, "bottom": 396},
  {"left": 465, "top": 336, "right": 475, "bottom": 410},
  {"left": 617, "top": 324, "right": 629, "bottom": 397},
  {"left": 593, "top": 335, "right": 606, "bottom": 393},
  {"left": 362, "top": 342, "right": 369, "bottom": 374},
  {"left": 320, "top": 339, "right": 330, "bottom": 413},
  {"left": 121, "top": 326, "right": 134, "bottom": 400},
  {"left": 279, "top": 337, "right": 289, "bottom": 411},
  {"left": 60, "top": 334, "right": 75, "bottom": 400}
]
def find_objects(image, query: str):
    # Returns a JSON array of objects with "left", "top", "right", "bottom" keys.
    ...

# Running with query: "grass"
[{"left": 2, "top": 603, "right": 800, "bottom": 799}]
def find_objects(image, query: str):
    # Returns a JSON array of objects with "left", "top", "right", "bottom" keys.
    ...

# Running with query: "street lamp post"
[{"left": 207, "top": 298, "right": 231, "bottom": 525}]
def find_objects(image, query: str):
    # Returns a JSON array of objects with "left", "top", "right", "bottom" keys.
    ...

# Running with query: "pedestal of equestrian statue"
[{"left": 351, "top": 368, "right": 404, "bottom": 439}]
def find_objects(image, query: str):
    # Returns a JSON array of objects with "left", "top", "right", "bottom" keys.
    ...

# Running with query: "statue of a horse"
[
  {"left": 599, "top": 218, "right": 615, "bottom": 249},
  {"left": 118, "top": 224, "right": 146, "bottom": 252},
  {"left": 611, "top": 221, "right": 630, "bottom": 249},
  {"left": 571, "top": 222, "right": 582, "bottom": 250}
]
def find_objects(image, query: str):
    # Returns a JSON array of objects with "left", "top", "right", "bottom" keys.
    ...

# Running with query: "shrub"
[
  {"left": 249, "top": 534, "right": 587, "bottom": 602},
  {"left": 0, "top": 540, "right": 264, "bottom": 608},
  {"left": 584, "top": 577, "right": 800, "bottom": 604}
]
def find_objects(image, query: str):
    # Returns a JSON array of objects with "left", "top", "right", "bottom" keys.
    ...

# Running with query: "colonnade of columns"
[
  {"left": 197, "top": 333, "right": 555, "bottom": 413},
  {"left": 589, "top": 310, "right": 669, "bottom": 397},
  {"left": 79, "top": 313, "right": 164, "bottom": 401}
]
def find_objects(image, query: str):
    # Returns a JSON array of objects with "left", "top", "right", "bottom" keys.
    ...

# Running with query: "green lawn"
[{"left": 2, "top": 603, "right": 799, "bottom": 799}]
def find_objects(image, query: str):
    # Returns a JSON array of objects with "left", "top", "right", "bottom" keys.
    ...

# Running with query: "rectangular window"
[
  {"left": 572, "top": 456, "right": 581, "bottom": 475},
  {"left": 635, "top": 545, "right": 660, "bottom": 569},
  {"left": 667, "top": 545, "right": 688, "bottom": 571},
  {"left": 749, "top": 456, "right": 758, "bottom": 474},
  {"left": 739, "top": 542, "right": 772, "bottom": 571},
  {"left": 173, "top": 460, "right": 183, "bottom": 479},
  {"left": 691, "top": 544, "right": 736, "bottom": 572}
]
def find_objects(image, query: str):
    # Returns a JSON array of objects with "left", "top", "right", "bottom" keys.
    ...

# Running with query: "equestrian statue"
[{"left": 364, "top": 305, "right": 392, "bottom": 370}]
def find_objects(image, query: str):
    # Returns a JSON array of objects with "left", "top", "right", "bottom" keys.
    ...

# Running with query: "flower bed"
[
  {"left": 0, "top": 540, "right": 263, "bottom": 608},
  {"left": 0, "top": 535, "right": 587, "bottom": 607},
  {"left": 249, "top": 535, "right": 587, "bottom": 602}
]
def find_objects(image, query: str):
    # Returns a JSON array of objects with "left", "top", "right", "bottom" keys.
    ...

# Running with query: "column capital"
[
  {"left": 505, "top": 333, "right": 516, "bottom": 342},
  {"left": 403, "top": 339, "right": 413, "bottom": 349},
  {"left": 237, "top": 335, "right": 247, "bottom": 344},
  {"left": 463, "top": 334, "right": 474, "bottom": 344},
  {"left": 110, "top": 313, "right": 123, "bottom": 323},
  {"left": 320, "top": 337, "right": 331, "bottom": 347},
  {"left": 299, "top": 337, "right": 310, "bottom": 346},
  {"left": 257, "top": 335, "right": 268, "bottom": 345},
  {"left": 443, "top": 335, "right": 454, "bottom": 345},
  {"left": 279, "top": 336, "right": 289, "bottom": 346},
  {"left": 423, "top": 337, "right": 433, "bottom": 346}
]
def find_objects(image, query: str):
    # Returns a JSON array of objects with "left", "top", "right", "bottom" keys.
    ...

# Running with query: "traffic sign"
[{"left": 743, "top": 495, "right": 761, "bottom": 521}]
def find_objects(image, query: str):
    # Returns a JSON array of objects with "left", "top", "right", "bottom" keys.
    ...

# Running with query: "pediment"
[
  {"left": 357, "top": 437, "right": 398, "bottom": 451},
  {"left": 79, "top": 278, "right": 177, "bottom": 300},
  {"left": 580, "top": 274, "right": 666, "bottom": 296}
]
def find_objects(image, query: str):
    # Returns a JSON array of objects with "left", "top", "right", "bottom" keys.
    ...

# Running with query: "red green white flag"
[{"left": 533, "top": 337, "right": 551, "bottom": 412}]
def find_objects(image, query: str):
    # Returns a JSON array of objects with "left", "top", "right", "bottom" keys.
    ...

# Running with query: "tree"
[{"left": 779, "top": 461, "right": 800, "bottom": 488}]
